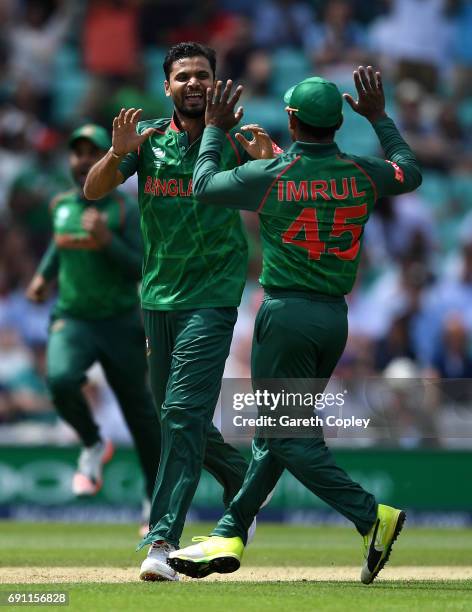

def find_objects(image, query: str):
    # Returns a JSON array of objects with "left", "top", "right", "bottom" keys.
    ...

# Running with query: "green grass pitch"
[{"left": 1, "top": 522, "right": 471, "bottom": 611}]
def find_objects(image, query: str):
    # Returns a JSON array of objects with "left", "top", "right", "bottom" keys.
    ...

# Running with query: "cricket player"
[
  {"left": 26, "top": 124, "right": 161, "bottom": 522},
  {"left": 168, "top": 67, "right": 422, "bottom": 584},
  {"left": 84, "top": 42, "right": 275, "bottom": 581}
]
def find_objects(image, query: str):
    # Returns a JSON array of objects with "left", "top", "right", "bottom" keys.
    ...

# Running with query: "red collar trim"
[{"left": 169, "top": 114, "right": 180, "bottom": 132}]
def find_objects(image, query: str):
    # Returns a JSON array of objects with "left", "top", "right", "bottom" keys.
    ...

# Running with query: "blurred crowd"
[{"left": 1, "top": 0, "right": 472, "bottom": 447}]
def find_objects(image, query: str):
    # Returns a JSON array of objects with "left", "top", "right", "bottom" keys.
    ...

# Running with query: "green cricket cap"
[
  {"left": 284, "top": 76, "right": 343, "bottom": 128},
  {"left": 69, "top": 124, "right": 111, "bottom": 150}
]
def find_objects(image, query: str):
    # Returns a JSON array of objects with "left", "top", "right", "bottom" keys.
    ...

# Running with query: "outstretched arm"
[
  {"left": 344, "top": 66, "right": 422, "bottom": 196},
  {"left": 193, "top": 81, "right": 275, "bottom": 210},
  {"left": 193, "top": 127, "right": 275, "bottom": 211},
  {"left": 26, "top": 241, "right": 59, "bottom": 303},
  {"left": 84, "top": 108, "right": 156, "bottom": 200}
]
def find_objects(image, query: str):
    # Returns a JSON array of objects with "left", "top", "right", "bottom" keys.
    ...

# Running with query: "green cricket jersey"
[
  {"left": 37, "top": 189, "right": 141, "bottom": 318},
  {"left": 118, "top": 117, "right": 250, "bottom": 310},
  {"left": 192, "top": 117, "right": 422, "bottom": 296}
]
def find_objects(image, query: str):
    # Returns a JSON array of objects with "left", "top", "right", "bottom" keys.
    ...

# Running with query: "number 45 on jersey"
[{"left": 282, "top": 203, "right": 367, "bottom": 261}]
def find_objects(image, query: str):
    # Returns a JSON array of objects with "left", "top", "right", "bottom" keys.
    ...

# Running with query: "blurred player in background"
[
  {"left": 169, "top": 67, "right": 422, "bottom": 584},
  {"left": 26, "top": 124, "right": 161, "bottom": 532},
  {"left": 84, "top": 42, "right": 276, "bottom": 581}
]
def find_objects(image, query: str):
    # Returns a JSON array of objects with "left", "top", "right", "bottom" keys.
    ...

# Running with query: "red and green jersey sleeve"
[
  {"left": 38, "top": 189, "right": 141, "bottom": 319},
  {"left": 193, "top": 117, "right": 422, "bottom": 296},
  {"left": 117, "top": 117, "right": 251, "bottom": 310}
]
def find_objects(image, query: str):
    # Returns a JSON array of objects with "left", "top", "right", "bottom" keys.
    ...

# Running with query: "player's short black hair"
[
  {"left": 163, "top": 42, "right": 217, "bottom": 80},
  {"left": 295, "top": 117, "right": 342, "bottom": 140}
]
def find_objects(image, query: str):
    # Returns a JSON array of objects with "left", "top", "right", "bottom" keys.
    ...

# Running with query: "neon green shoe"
[
  {"left": 168, "top": 536, "right": 244, "bottom": 579},
  {"left": 361, "top": 504, "right": 406, "bottom": 584}
]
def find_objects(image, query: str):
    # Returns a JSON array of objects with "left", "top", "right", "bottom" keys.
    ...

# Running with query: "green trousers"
[
  {"left": 141, "top": 308, "right": 249, "bottom": 548},
  {"left": 213, "top": 290, "right": 377, "bottom": 542},
  {"left": 46, "top": 307, "right": 160, "bottom": 500}
]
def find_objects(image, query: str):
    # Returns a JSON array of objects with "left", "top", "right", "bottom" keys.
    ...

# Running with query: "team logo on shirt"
[
  {"left": 152, "top": 147, "right": 165, "bottom": 159},
  {"left": 55, "top": 206, "right": 71, "bottom": 228},
  {"left": 152, "top": 146, "right": 166, "bottom": 169}
]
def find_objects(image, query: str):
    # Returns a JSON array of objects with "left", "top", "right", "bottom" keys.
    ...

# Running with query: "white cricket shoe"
[
  {"left": 140, "top": 540, "right": 179, "bottom": 581},
  {"left": 72, "top": 439, "right": 114, "bottom": 496}
]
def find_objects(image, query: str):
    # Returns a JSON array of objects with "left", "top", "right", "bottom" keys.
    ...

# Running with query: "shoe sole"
[
  {"left": 168, "top": 555, "right": 240, "bottom": 579},
  {"left": 140, "top": 570, "right": 178, "bottom": 582},
  {"left": 364, "top": 511, "right": 406, "bottom": 585}
]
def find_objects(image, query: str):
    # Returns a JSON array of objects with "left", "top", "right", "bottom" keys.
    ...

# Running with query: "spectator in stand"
[
  {"left": 253, "top": 0, "right": 318, "bottom": 51},
  {"left": 8, "top": 128, "right": 70, "bottom": 257},
  {"left": 415, "top": 228, "right": 472, "bottom": 367},
  {"left": 364, "top": 193, "right": 436, "bottom": 265},
  {"left": 451, "top": 0, "right": 472, "bottom": 100},
  {"left": 350, "top": 253, "right": 431, "bottom": 344},
  {"left": 82, "top": 0, "right": 140, "bottom": 79},
  {"left": 238, "top": 50, "right": 272, "bottom": 98},
  {"left": 0, "top": 324, "right": 52, "bottom": 424},
  {"left": 308, "top": 0, "right": 368, "bottom": 81},
  {"left": 369, "top": 0, "right": 457, "bottom": 92},
  {"left": 394, "top": 79, "right": 459, "bottom": 171},
  {"left": 431, "top": 314, "right": 472, "bottom": 379},
  {"left": 374, "top": 313, "right": 418, "bottom": 371},
  {"left": 83, "top": 65, "right": 166, "bottom": 129},
  {"left": 7, "top": 0, "right": 75, "bottom": 121},
  {"left": 137, "top": 0, "right": 193, "bottom": 47},
  {"left": 211, "top": 15, "right": 254, "bottom": 82},
  {"left": 0, "top": 105, "right": 39, "bottom": 218}
]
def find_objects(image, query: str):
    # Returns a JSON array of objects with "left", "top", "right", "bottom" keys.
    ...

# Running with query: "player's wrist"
[
  {"left": 109, "top": 147, "right": 125, "bottom": 161},
  {"left": 205, "top": 120, "right": 225, "bottom": 131},
  {"left": 367, "top": 111, "right": 388, "bottom": 124}
]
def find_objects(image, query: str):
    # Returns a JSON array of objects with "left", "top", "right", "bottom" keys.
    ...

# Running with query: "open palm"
[{"left": 112, "top": 108, "right": 156, "bottom": 157}]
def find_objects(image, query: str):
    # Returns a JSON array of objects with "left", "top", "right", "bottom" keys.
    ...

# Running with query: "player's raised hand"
[
  {"left": 205, "top": 80, "right": 244, "bottom": 132},
  {"left": 111, "top": 108, "right": 156, "bottom": 157},
  {"left": 235, "top": 124, "right": 275, "bottom": 159},
  {"left": 343, "top": 66, "right": 387, "bottom": 123}
]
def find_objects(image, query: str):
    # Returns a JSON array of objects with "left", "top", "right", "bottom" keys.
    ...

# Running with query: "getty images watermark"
[
  {"left": 231, "top": 389, "right": 370, "bottom": 430},
  {"left": 219, "top": 377, "right": 472, "bottom": 442}
]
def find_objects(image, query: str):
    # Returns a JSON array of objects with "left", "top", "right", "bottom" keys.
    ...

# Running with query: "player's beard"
[
  {"left": 72, "top": 166, "right": 90, "bottom": 189},
  {"left": 174, "top": 98, "right": 206, "bottom": 119}
]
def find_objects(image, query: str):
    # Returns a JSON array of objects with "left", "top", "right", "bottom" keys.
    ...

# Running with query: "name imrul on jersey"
[{"left": 277, "top": 177, "right": 367, "bottom": 202}]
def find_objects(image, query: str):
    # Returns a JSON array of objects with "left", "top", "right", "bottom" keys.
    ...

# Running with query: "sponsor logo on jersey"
[{"left": 143, "top": 176, "right": 193, "bottom": 198}]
